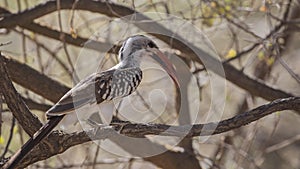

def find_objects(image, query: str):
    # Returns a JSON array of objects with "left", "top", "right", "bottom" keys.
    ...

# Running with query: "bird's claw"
[
  {"left": 86, "top": 118, "right": 112, "bottom": 136},
  {"left": 111, "top": 122, "right": 129, "bottom": 134}
]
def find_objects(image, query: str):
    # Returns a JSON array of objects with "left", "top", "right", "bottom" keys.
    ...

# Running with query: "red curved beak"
[{"left": 148, "top": 48, "right": 179, "bottom": 89}]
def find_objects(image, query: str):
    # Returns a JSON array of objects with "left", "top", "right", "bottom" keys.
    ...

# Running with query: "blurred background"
[{"left": 0, "top": 0, "right": 300, "bottom": 169}]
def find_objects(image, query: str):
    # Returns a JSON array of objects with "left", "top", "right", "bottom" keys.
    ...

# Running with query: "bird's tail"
[{"left": 3, "top": 116, "right": 64, "bottom": 169}]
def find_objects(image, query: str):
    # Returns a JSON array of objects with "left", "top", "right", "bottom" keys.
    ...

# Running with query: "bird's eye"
[{"left": 147, "top": 41, "right": 158, "bottom": 48}]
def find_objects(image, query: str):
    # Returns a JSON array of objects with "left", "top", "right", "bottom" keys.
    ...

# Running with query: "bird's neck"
[{"left": 113, "top": 54, "right": 141, "bottom": 69}]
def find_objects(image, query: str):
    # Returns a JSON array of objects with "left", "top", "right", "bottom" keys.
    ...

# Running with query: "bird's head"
[
  {"left": 118, "top": 35, "right": 158, "bottom": 61},
  {"left": 118, "top": 35, "right": 179, "bottom": 88}
]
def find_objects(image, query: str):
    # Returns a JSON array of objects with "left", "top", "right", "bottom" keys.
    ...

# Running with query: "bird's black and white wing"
[{"left": 46, "top": 67, "right": 142, "bottom": 117}]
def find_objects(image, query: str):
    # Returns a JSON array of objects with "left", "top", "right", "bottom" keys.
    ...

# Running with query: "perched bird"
[{"left": 3, "top": 35, "right": 179, "bottom": 169}]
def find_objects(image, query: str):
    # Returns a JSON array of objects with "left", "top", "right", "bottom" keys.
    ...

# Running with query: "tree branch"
[
  {"left": 0, "top": 53, "right": 42, "bottom": 136},
  {"left": 1, "top": 52, "right": 299, "bottom": 168},
  {"left": 2, "top": 96, "right": 299, "bottom": 168},
  {"left": 22, "top": 96, "right": 51, "bottom": 112},
  {"left": 3, "top": 56, "right": 69, "bottom": 103},
  {"left": 0, "top": 6, "right": 112, "bottom": 53},
  {"left": 1, "top": 53, "right": 299, "bottom": 168},
  {"left": 0, "top": 0, "right": 294, "bottom": 102}
]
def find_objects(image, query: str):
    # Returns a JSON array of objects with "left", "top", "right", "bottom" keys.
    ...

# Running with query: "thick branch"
[
  {"left": 22, "top": 97, "right": 51, "bottom": 112},
  {"left": 0, "top": 54, "right": 42, "bottom": 136},
  {"left": 3, "top": 97, "right": 299, "bottom": 168},
  {"left": 3, "top": 56, "right": 69, "bottom": 103},
  {"left": 109, "top": 97, "right": 300, "bottom": 137},
  {"left": 0, "top": 0, "right": 131, "bottom": 28},
  {"left": 0, "top": 7, "right": 112, "bottom": 55},
  {"left": 22, "top": 22, "right": 112, "bottom": 52}
]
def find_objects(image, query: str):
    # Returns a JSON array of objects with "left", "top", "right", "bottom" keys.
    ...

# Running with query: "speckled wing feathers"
[{"left": 46, "top": 67, "right": 142, "bottom": 117}]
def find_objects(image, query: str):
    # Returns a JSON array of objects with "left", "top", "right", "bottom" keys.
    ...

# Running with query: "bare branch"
[
  {"left": 2, "top": 97, "right": 298, "bottom": 168},
  {"left": 3, "top": 56, "right": 69, "bottom": 103},
  {"left": 0, "top": 0, "right": 132, "bottom": 28},
  {"left": 0, "top": 7, "right": 112, "bottom": 52},
  {"left": 0, "top": 118, "right": 15, "bottom": 159},
  {"left": 22, "top": 97, "right": 51, "bottom": 112},
  {"left": 0, "top": 53, "right": 42, "bottom": 135}
]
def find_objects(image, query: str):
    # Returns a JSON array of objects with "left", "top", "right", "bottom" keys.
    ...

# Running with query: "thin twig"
[
  {"left": 92, "top": 145, "right": 100, "bottom": 169},
  {"left": 275, "top": 43, "right": 300, "bottom": 84},
  {"left": 56, "top": 0, "right": 79, "bottom": 83},
  {"left": 0, "top": 118, "right": 15, "bottom": 159},
  {"left": 0, "top": 41, "right": 12, "bottom": 47},
  {"left": 223, "top": 0, "right": 293, "bottom": 63}
]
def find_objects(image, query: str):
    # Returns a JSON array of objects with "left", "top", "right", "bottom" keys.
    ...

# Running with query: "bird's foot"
[
  {"left": 86, "top": 118, "right": 112, "bottom": 136},
  {"left": 111, "top": 121, "right": 130, "bottom": 134}
]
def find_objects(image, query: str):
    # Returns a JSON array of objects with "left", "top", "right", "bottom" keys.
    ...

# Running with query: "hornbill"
[{"left": 3, "top": 35, "right": 179, "bottom": 169}]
